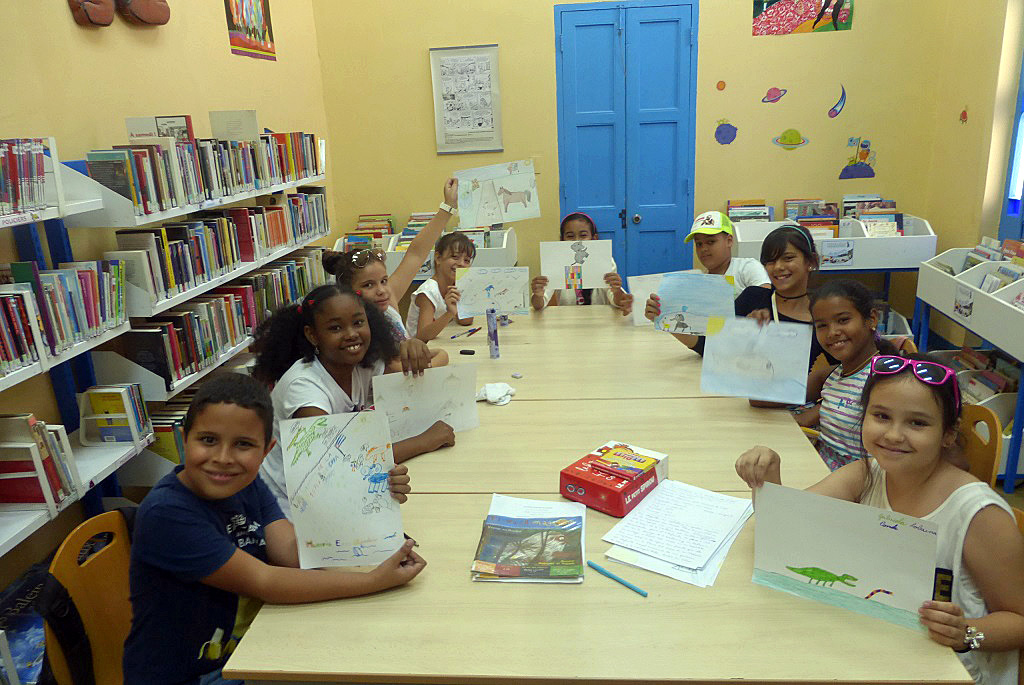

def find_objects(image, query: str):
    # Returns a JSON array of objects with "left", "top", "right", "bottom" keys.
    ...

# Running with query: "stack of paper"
[
  {"left": 601, "top": 480, "right": 752, "bottom": 588},
  {"left": 471, "top": 494, "right": 586, "bottom": 583}
]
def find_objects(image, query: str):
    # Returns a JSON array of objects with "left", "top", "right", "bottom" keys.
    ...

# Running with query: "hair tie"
[{"left": 297, "top": 303, "right": 304, "bottom": 314}]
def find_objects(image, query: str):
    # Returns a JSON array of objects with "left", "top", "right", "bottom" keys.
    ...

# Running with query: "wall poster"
[{"left": 429, "top": 44, "right": 503, "bottom": 154}]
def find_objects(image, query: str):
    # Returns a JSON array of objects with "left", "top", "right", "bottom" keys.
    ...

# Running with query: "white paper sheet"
[
  {"left": 281, "top": 411, "right": 403, "bottom": 569},
  {"left": 654, "top": 273, "right": 735, "bottom": 336},
  {"left": 625, "top": 270, "right": 700, "bottom": 326},
  {"left": 454, "top": 159, "right": 539, "bottom": 229},
  {"left": 538, "top": 239, "right": 616, "bottom": 291},
  {"left": 455, "top": 266, "right": 529, "bottom": 317},
  {"left": 371, "top": 364, "right": 479, "bottom": 442},
  {"left": 754, "top": 483, "right": 937, "bottom": 631},
  {"left": 701, "top": 317, "right": 812, "bottom": 404},
  {"left": 602, "top": 481, "right": 753, "bottom": 570},
  {"left": 606, "top": 501, "right": 751, "bottom": 588}
]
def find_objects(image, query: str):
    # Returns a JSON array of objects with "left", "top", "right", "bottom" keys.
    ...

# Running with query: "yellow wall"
[
  {"left": 0, "top": 0, "right": 330, "bottom": 579},
  {"left": 313, "top": 0, "right": 1022, "bottom": 322}
]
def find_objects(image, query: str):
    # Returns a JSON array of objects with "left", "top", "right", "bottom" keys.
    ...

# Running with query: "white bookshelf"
[
  {"left": 0, "top": 509, "right": 49, "bottom": 557},
  {"left": 734, "top": 216, "right": 936, "bottom": 271},
  {"left": 915, "top": 247, "right": 1024, "bottom": 490},
  {"left": 60, "top": 164, "right": 326, "bottom": 228},
  {"left": 384, "top": 227, "right": 518, "bottom": 280},
  {"left": 0, "top": 321, "right": 132, "bottom": 394},
  {"left": 71, "top": 430, "right": 155, "bottom": 490},
  {"left": 122, "top": 228, "right": 329, "bottom": 318}
]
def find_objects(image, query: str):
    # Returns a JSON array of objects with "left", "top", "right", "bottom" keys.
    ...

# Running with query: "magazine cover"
[{"left": 472, "top": 514, "right": 583, "bottom": 579}]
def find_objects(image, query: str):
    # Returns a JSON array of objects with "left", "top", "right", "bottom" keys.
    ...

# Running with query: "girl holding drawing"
[
  {"left": 645, "top": 224, "right": 834, "bottom": 374},
  {"left": 405, "top": 231, "right": 477, "bottom": 341},
  {"left": 530, "top": 212, "right": 633, "bottom": 314},
  {"left": 252, "top": 284, "right": 455, "bottom": 515},
  {"left": 323, "top": 177, "right": 457, "bottom": 362},
  {"left": 736, "top": 353, "right": 1024, "bottom": 685}
]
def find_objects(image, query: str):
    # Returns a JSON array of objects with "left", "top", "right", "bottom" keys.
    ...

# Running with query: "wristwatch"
[
  {"left": 439, "top": 201, "right": 456, "bottom": 215},
  {"left": 954, "top": 626, "right": 985, "bottom": 653}
]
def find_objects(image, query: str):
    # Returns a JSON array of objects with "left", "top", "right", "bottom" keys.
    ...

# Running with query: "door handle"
[{"left": 632, "top": 214, "right": 642, "bottom": 224}]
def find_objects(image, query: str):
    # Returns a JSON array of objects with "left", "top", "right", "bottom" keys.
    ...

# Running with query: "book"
[{"left": 0, "top": 414, "right": 66, "bottom": 505}]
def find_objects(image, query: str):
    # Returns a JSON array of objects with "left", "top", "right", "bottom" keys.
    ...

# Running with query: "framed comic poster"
[{"left": 429, "top": 44, "right": 503, "bottom": 154}]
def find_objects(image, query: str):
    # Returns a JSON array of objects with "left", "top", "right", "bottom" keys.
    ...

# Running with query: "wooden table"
[
  {"left": 437, "top": 307, "right": 710, "bottom": 400},
  {"left": 409, "top": 397, "right": 827, "bottom": 494},
  {"left": 226, "top": 494, "right": 971, "bottom": 685}
]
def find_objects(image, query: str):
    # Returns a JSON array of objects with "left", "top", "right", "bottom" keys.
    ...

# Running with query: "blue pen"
[
  {"left": 587, "top": 560, "right": 648, "bottom": 598},
  {"left": 450, "top": 327, "right": 481, "bottom": 339}
]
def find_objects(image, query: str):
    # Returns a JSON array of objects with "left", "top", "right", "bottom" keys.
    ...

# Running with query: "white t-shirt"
[
  {"left": 861, "top": 460, "right": 1018, "bottom": 685},
  {"left": 259, "top": 356, "right": 386, "bottom": 517},
  {"left": 405, "top": 278, "right": 447, "bottom": 336},
  {"left": 384, "top": 304, "right": 407, "bottom": 340},
  {"left": 543, "top": 287, "right": 612, "bottom": 306},
  {"left": 724, "top": 257, "right": 770, "bottom": 297}
]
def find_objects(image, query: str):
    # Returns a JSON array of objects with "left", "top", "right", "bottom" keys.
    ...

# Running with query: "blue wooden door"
[
  {"left": 556, "top": 2, "right": 697, "bottom": 277},
  {"left": 555, "top": 6, "right": 627, "bottom": 266}
]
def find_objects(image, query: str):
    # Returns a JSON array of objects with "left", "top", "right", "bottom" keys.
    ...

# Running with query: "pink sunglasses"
[{"left": 870, "top": 355, "right": 961, "bottom": 413}]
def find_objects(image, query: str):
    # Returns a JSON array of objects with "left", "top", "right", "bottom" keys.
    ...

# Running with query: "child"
[
  {"left": 736, "top": 354, "right": 1024, "bottom": 685},
  {"left": 529, "top": 212, "right": 633, "bottom": 314},
  {"left": 122, "top": 373, "right": 425, "bottom": 685},
  {"left": 405, "top": 231, "right": 476, "bottom": 341},
  {"left": 645, "top": 223, "right": 834, "bottom": 373},
  {"left": 253, "top": 284, "right": 454, "bottom": 515},
  {"left": 685, "top": 210, "right": 770, "bottom": 296},
  {"left": 800, "top": 279, "right": 898, "bottom": 471},
  {"left": 323, "top": 177, "right": 458, "bottom": 345}
]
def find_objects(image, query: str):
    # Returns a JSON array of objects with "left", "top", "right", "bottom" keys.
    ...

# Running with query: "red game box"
[{"left": 559, "top": 443, "right": 669, "bottom": 517}]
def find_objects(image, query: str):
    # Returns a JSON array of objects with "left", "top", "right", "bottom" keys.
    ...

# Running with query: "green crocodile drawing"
[{"left": 786, "top": 566, "right": 858, "bottom": 588}]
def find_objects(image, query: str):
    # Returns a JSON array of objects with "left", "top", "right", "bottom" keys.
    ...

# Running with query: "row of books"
[
  {"left": 340, "top": 213, "right": 399, "bottom": 252},
  {"left": 80, "top": 383, "right": 152, "bottom": 446},
  {"left": 86, "top": 112, "right": 321, "bottom": 217},
  {"left": 0, "top": 413, "right": 78, "bottom": 511},
  {"left": 946, "top": 347, "right": 1020, "bottom": 404},
  {"left": 728, "top": 195, "right": 905, "bottom": 238},
  {"left": 0, "top": 259, "right": 128, "bottom": 371},
  {"left": 958, "top": 237, "right": 1024, "bottom": 274},
  {"left": 103, "top": 248, "right": 328, "bottom": 390},
  {"left": 0, "top": 138, "right": 47, "bottom": 217},
  {"left": 726, "top": 199, "right": 774, "bottom": 222},
  {"left": 393, "top": 212, "right": 438, "bottom": 252},
  {"left": 108, "top": 186, "right": 328, "bottom": 306}
]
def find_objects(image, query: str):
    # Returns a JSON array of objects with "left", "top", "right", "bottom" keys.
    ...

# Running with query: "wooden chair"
[
  {"left": 43, "top": 511, "right": 132, "bottom": 685},
  {"left": 959, "top": 404, "right": 1002, "bottom": 488}
]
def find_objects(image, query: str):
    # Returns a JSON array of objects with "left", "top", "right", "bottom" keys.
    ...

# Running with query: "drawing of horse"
[{"left": 497, "top": 187, "right": 531, "bottom": 211}]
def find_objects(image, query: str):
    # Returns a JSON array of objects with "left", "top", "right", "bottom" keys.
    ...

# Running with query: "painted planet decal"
[
  {"left": 828, "top": 85, "right": 847, "bottom": 118},
  {"left": 716, "top": 80, "right": 726, "bottom": 90},
  {"left": 715, "top": 120, "right": 737, "bottom": 145},
  {"left": 762, "top": 87, "right": 787, "bottom": 103},
  {"left": 773, "top": 128, "right": 809, "bottom": 150}
]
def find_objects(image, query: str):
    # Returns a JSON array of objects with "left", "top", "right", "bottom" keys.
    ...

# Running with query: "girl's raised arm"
[{"left": 388, "top": 178, "right": 458, "bottom": 306}]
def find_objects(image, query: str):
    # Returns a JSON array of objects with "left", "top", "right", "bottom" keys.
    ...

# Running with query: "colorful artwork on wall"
[
  {"left": 753, "top": 0, "right": 854, "bottom": 36},
  {"left": 838, "top": 135, "right": 876, "bottom": 179},
  {"left": 716, "top": 80, "right": 727, "bottom": 91},
  {"left": 773, "top": 128, "right": 809, "bottom": 150},
  {"left": 224, "top": 0, "right": 276, "bottom": 61},
  {"left": 762, "top": 87, "right": 787, "bottom": 103},
  {"left": 828, "top": 84, "right": 847, "bottom": 118},
  {"left": 715, "top": 119, "right": 738, "bottom": 145}
]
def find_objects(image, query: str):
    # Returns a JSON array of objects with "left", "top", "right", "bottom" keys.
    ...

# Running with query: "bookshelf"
[
  {"left": 0, "top": 510, "right": 49, "bottom": 557},
  {"left": 915, "top": 247, "right": 1024, "bottom": 492},
  {"left": 0, "top": 322, "right": 131, "bottom": 394},
  {"left": 383, "top": 227, "right": 519, "bottom": 280}
]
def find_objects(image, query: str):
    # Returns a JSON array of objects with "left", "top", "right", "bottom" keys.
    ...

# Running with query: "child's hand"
[
  {"left": 423, "top": 420, "right": 455, "bottom": 450},
  {"left": 398, "top": 339, "right": 431, "bottom": 376},
  {"left": 371, "top": 539, "right": 426, "bottom": 589},
  {"left": 615, "top": 292, "right": 634, "bottom": 316},
  {"left": 918, "top": 601, "right": 969, "bottom": 649},
  {"left": 644, "top": 294, "right": 661, "bottom": 321},
  {"left": 444, "top": 286, "right": 461, "bottom": 316},
  {"left": 531, "top": 275, "right": 549, "bottom": 296},
  {"left": 388, "top": 464, "right": 411, "bottom": 503},
  {"left": 443, "top": 177, "right": 458, "bottom": 208},
  {"left": 747, "top": 308, "right": 772, "bottom": 326},
  {"left": 603, "top": 272, "right": 623, "bottom": 290},
  {"left": 735, "top": 446, "right": 781, "bottom": 488}
]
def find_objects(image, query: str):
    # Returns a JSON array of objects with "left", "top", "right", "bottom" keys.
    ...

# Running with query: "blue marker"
[{"left": 587, "top": 560, "right": 648, "bottom": 598}]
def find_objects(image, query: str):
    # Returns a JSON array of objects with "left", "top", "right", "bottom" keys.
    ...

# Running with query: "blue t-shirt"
[{"left": 122, "top": 466, "right": 285, "bottom": 685}]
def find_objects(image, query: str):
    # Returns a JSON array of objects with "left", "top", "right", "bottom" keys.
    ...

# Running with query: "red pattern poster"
[
  {"left": 224, "top": 0, "right": 276, "bottom": 61},
  {"left": 753, "top": 0, "right": 853, "bottom": 36}
]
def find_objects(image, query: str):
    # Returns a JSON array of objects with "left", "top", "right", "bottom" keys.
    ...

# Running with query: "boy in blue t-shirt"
[{"left": 122, "top": 373, "right": 425, "bottom": 685}]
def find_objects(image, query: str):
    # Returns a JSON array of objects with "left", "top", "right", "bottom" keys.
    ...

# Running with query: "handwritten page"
[
  {"left": 281, "top": 411, "right": 403, "bottom": 569},
  {"left": 455, "top": 266, "right": 529, "bottom": 317},
  {"left": 653, "top": 273, "right": 734, "bottom": 336},
  {"left": 454, "top": 159, "right": 540, "bottom": 229},
  {"left": 754, "top": 483, "right": 937, "bottom": 630},
  {"left": 371, "top": 364, "right": 479, "bottom": 442},
  {"left": 538, "top": 239, "right": 616, "bottom": 290},
  {"left": 701, "top": 317, "right": 812, "bottom": 404},
  {"left": 602, "top": 480, "right": 753, "bottom": 570}
]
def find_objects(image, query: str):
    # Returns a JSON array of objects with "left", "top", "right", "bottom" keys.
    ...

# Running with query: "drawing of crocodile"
[{"left": 787, "top": 566, "right": 858, "bottom": 587}]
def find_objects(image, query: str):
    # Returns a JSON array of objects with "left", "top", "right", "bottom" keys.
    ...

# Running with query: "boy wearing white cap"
[{"left": 687, "top": 211, "right": 769, "bottom": 296}]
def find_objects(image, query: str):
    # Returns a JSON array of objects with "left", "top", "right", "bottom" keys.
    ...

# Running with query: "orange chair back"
[
  {"left": 959, "top": 404, "right": 1002, "bottom": 488},
  {"left": 44, "top": 511, "right": 132, "bottom": 685}
]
